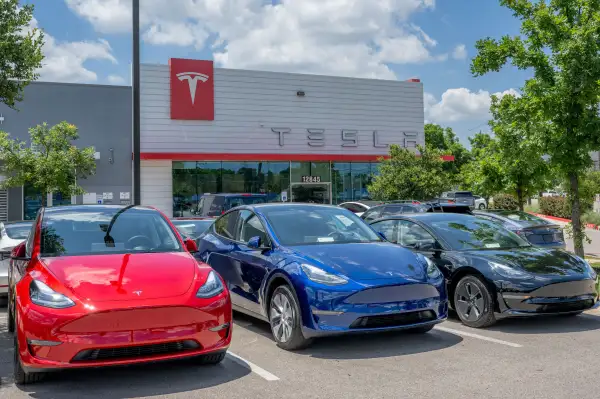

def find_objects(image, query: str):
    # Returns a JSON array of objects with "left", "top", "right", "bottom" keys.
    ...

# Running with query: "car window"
[
  {"left": 238, "top": 210, "right": 269, "bottom": 245},
  {"left": 401, "top": 205, "right": 419, "bottom": 214},
  {"left": 172, "top": 220, "right": 214, "bottom": 238},
  {"left": 382, "top": 205, "right": 404, "bottom": 215},
  {"left": 262, "top": 206, "right": 381, "bottom": 246},
  {"left": 455, "top": 192, "right": 472, "bottom": 198},
  {"left": 225, "top": 196, "right": 267, "bottom": 210},
  {"left": 362, "top": 207, "right": 383, "bottom": 222},
  {"left": 208, "top": 196, "right": 224, "bottom": 215},
  {"left": 341, "top": 203, "right": 365, "bottom": 213},
  {"left": 371, "top": 220, "right": 399, "bottom": 243},
  {"left": 397, "top": 220, "right": 436, "bottom": 248},
  {"left": 40, "top": 207, "right": 181, "bottom": 257},
  {"left": 25, "top": 219, "right": 37, "bottom": 257},
  {"left": 3, "top": 223, "right": 33, "bottom": 240},
  {"left": 214, "top": 211, "right": 240, "bottom": 240}
]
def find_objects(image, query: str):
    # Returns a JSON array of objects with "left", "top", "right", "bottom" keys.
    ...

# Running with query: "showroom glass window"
[
  {"left": 222, "top": 162, "right": 261, "bottom": 193},
  {"left": 332, "top": 162, "right": 352, "bottom": 204},
  {"left": 351, "top": 163, "right": 371, "bottom": 202},
  {"left": 264, "top": 162, "right": 291, "bottom": 202}
]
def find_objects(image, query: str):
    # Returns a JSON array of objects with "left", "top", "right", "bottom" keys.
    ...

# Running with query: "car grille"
[
  {"left": 72, "top": 340, "right": 200, "bottom": 362},
  {"left": 539, "top": 299, "right": 594, "bottom": 313},
  {"left": 349, "top": 310, "right": 436, "bottom": 329}
]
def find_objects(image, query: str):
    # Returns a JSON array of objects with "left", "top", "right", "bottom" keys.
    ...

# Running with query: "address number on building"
[{"left": 302, "top": 176, "right": 321, "bottom": 183}]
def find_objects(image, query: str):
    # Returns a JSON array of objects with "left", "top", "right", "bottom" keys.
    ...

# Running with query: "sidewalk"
[{"left": 535, "top": 216, "right": 600, "bottom": 257}]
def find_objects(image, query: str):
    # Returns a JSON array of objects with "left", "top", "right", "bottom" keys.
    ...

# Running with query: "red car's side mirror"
[
  {"left": 11, "top": 242, "right": 28, "bottom": 260},
  {"left": 185, "top": 238, "right": 198, "bottom": 253}
]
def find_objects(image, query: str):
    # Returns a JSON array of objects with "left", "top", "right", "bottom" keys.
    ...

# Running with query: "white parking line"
[
  {"left": 226, "top": 352, "right": 280, "bottom": 381},
  {"left": 435, "top": 326, "right": 523, "bottom": 348}
]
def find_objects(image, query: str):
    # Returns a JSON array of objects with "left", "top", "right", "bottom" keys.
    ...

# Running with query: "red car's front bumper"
[{"left": 17, "top": 294, "right": 232, "bottom": 372}]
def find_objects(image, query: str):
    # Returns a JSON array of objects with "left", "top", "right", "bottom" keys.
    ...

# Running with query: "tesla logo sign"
[
  {"left": 170, "top": 58, "right": 214, "bottom": 120},
  {"left": 133, "top": 290, "right": 142, "bottom": 296}
]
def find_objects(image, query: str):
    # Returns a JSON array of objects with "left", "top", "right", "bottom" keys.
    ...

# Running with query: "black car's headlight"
[
  {"left": 490, "top": 262, "right": 533, "bottom": 280},
  {"left": 30, "top": 280, "right": 75, "bottom": 309},
  {"left": 583, "top": 260, "right": 597, "bottom": 280},
  {"left": 301, "top": 264, "right": 348, "bottom": 285},
  {"left": 416, "top": 253, "right": 441, "bottom": 279},
  {"left": 196, "top": 271, "right": 224, "bottom": 298}
]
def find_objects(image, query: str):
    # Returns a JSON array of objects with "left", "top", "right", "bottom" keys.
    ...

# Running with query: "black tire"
[
  {"left": 406, "top": 324, "right": 434, "bottom": 334},
  {"left": 197, "top": 351, "right": 226, "bottom": 365},
  {"left": 13, "top": 315, "right": 45, "bottom": 385},
  {"left": 479, "top": 203, "right": 486, "bottom": 210},
  {"left": 7, "top": 294, "right": 15, "bottom": 333},
  {"left": 453, "top": 275, "right": 496, "bottom": 328},
  {"left": 268, "top": 285, "right": 313, "bottom": 350}
]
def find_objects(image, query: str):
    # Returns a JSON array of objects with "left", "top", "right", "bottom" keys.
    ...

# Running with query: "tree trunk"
[
  {"left": 569, "top": 172, "right": 585, "bottom": 258},
  {"left": 516, "top": 187, "right": 524, "bottom": 211}
]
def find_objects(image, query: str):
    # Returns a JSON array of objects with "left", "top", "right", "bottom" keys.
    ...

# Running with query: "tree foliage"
[
  {"left": 368, "top": 145, "right": 451, "bottom": 201},
  {"left": 0, "top": 122, "right": 96, "bottom": 205},
  {"left": 461, "top": 133, "right": 504, "bottom": 202},
  {"left": 471, "top": 0, "right": 600, "bottom": 256},
  {"left": 424, "top": 123, "right": 471, "bottom": 184},
  {"left": 0, "top": 0, "right": 44, "bottom": 109}
]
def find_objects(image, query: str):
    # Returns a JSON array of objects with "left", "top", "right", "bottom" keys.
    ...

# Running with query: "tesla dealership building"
[{"left": 140, "top": 59, "right": 427, "bottom": 217}]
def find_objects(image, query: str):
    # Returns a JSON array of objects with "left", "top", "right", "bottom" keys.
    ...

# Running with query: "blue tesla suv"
[{"left": 195, "top": 204, "right": 448, "bottom": 350}]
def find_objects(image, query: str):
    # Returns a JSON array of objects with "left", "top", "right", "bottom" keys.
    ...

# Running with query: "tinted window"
[
  {"left": 362, "top": 207, "right": 383, "bottom": 222},
  {"left": 340, "top": 203, "right": 366, "bottom": 213},
  {"left": 455, "top": 192, "right": 473, "bottom": 198},
  {"left": 238, "top": 210, "right": 269, "bottom": 244},
  {"left": 262, "top": 206, "right": 381, "bottom": 246},
  {"left": 40, "top": 207, "right": 181, "bottom": 257},
  {"left": 214, "top": 211, "right": 240, "bottom": 240},
  {"left": 398, "top": 220, "right": 436, "bottom": 248},
  {"left": 172, "top": 220, "right": 214, "bottom": 238},
  {"left": 371, "top": 220, "right": 398, "bottom": 243},
  {"left": 4, "top": 223, "right": 33, "bottom": 240},
  {"left": 225, "top": 196, "right": 267, "bottom": 209},
  {"left": 427, "top": 217, "right": 530, "bottom": 250},
  {"left": 382, "top": 205, "right": 404, "bottom": 215},
  {"left": 208, "top": 196, "right": 224, "bottom": 214}
]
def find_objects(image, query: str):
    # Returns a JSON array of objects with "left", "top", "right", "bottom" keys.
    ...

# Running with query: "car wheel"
[
  {"left": 13, "top": 314, "right": 45, "bottom": 385},
  {"left": 454, "top": 275, "right": 496, "bottom": 328},
  {"left": 197, "top": 351, "right": 226, "bottom": 365},
  {"left": 406, "top": 325, "right": 434, "bottom": 334},
  {"left": 478, "top": 203, "right": 486, "bottom": 210},
  {"left": 7, "top": 292, "right": 15, "bottom": 333},
  {"left": 269, "top": 285, "right": 313, "bottom": 350}
]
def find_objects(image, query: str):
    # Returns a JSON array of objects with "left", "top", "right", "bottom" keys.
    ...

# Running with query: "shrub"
[
  {"left": 492, "top": 194, "right": 519, "bottom": 210},
  {"left": 581, "top": 211, "right": 600, "bottom": 226},
  {"left": 539, "top": 196, "right": 570, "bottom": 219}
]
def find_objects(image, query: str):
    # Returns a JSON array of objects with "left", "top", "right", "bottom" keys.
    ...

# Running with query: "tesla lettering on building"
[{"left": 271, "top": 128, "right": 418, "bottom": 148}]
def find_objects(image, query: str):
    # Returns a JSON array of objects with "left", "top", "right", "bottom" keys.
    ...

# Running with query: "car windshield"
[
  {"left": 261, "top": 206, "right": 382, "bottom": 246},
  {"left": 172, "top": 219, "right": 214, "bottom": 238},
  {"left": 4, "top": 223, "right": 32, "bottom": 240},
  {"left": 428, "top": 217, "right": 530, "bottom": 250},
  {"left": 40, "top": 207, "right": 182, "bottom": 257}
]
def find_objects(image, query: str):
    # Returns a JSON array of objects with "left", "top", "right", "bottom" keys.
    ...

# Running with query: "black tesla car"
[{"left": 369, "top": 213, "right": 599, "bottom": 328}]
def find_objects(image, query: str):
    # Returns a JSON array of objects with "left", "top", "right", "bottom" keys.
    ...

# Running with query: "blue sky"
[{"left": 24, "top": 0, "right": 529, "bottom": 143}]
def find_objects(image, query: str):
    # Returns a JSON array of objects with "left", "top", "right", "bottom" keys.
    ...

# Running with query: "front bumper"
[
  {"left": 18, "top": 298, "right": 232, "bottom": 372},
  {"left": 497, "top": 278, "right": 598, "bottom": 316},
  {"left": 301, "top": 281, "right": 448, "bottom": 338}
]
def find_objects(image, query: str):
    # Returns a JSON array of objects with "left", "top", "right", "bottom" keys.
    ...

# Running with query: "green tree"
[
  {"left": 368, "top": 145, "right": 451, "bottom": 201},
  {"left": 489, "top": 94, "right": 552, "bottom": 210},
  {"left": 425, "top": 123, "right": 471, "bottom": 184},
  {"left": 0, "top": 122, "right": 96, "bottom": 205},
  {"left": 471, "top": 0, "right": 600, "bottom": 257},
  {"left": 0, "top": 0, "right": 44, "bottom": 108},
  {"left": 461, "top": 132, "right": 504, "bottom": 203}
]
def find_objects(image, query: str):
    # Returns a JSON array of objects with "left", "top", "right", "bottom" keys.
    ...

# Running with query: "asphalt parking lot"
[{"left": 1, "top": 308, "right": 600, "bottom": 399}]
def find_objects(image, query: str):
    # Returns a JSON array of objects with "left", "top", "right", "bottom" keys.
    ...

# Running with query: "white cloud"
[
  {"left": 26, "top": 15, "right": 117, "bottom": 83},
  {"left": 425, "top": 88, "right": 520, "bottom": 123},
  {"left": 452, "top": 44, "right": 467, "bottom": 60},
  {"left": 107, "top": 74, "right": 126, "bottom": 85},
  {"left": 65, "top": 0, "right": 447, "bottom": 80}
]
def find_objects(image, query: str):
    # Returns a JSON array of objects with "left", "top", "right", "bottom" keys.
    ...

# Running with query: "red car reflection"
[{"left": 7, "top": 205, "right": 232, "bottom": 384}]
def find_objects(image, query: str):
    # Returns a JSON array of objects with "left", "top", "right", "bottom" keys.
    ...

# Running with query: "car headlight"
[
  {"left": 490, "top": 262, "right": 532, "bottom": 279},
  {"left": 29, "top": 280, "right": 75, "bottom": 309},
  {"left": 416, "top": 253, "right": 441, "bottom": 279},
  {"left": 582, "top": 260, "right": 598, "bottom": 280},
  {"left": 196, "top": 271, "right": 224, "bottom": 298},
  {"left": 301, "top": 264, "right": 348, "bottom": 285}
]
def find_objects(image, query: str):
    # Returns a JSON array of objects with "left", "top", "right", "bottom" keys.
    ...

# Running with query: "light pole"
[{"left": 132, "top": 0, "right": 141, "bottom": 205}]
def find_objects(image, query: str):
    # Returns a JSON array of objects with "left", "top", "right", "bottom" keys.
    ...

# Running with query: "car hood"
[
  {"left": 287, "top": 242, "right": 427, "bottom": 282},
  {"left": 465, "top": 247, "right": 588, "bottom": 276},
  {"left": 41, "top": 252, "right": 197, "bottom": 302}
]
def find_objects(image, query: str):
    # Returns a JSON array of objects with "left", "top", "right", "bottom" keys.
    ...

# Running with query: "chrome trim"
[
  {"left": 501, "top": 294, "right": 531, "bottom": 300},
  {"left": 312, "top": 309, "right": 344, "bottom": 316},
  {"left": 27, "top": 339, "right": 62, "bottom": 346},
  {"left": 209, "top": 323, "right": 230, "bottom": 332}
]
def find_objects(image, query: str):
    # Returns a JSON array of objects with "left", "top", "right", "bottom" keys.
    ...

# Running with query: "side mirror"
[
  {"left": 11, "top": 242, "right": 29, "bottom": 260},
  {"left": 247, "top": 236, "right": 262, "bottom": 249},
  {"left": 415, "top": 241, "right": 442, "bottom": 252},
  {"left": 184, "top": 238, "right": 198, "bottom": 253}
]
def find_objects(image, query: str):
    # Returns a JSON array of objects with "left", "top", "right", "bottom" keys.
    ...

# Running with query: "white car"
[
  {"left": 473, "top": 195, "right": 487, "bottom": 210},
  {"left": 338, "top": 201, "right": 382, "bottom": 217},
  {"left": 0, "top": 221, "right": 32, "bottom": 300}
]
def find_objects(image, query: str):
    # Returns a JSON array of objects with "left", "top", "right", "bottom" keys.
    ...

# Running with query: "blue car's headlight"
[
  {"left": 582, "top": 260, "right": 597, "bottom": 280},
  {"left": 416, "top": 254, "right": 441, "bottom": 279},
  {"left": 301, "top": 264, "right": 348, "bottom": 285},
  {"left": 196, "top": 271, "right": 224, "bottom": 298},
  {"left": 490, "top": 262, "right": 533, "bottom": 280}
]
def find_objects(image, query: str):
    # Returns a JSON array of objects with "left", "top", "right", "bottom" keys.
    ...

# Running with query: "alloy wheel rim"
[
  {"left": 456, "top": 282, "right": 485, "bottom": 322},
  {"left": 270, "top": 293, "right": 294, "bottom": 343}
]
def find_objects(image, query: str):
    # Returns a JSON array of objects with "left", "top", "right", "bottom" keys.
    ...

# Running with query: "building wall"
[
  {"left": 140, "top": 64, "right": 425, "bottom": 156},
  {"left": 0, "top": 82, "right": 132, "bottom": 220},
  {"left": 141, "top": 160, "right": 173, "bottom": 217}
]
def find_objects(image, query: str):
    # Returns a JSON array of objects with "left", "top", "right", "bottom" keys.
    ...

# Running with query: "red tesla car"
[{"left": 7, "top": 205, "right": 232, "bottom": 384}]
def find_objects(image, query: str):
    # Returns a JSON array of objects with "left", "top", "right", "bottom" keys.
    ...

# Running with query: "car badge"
[{"left": 133, "top": 290, "right": 142, "bottom": 296}]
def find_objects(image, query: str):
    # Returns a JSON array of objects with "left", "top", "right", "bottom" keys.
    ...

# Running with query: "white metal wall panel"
[
  {"left": 140, "top": 64, "right": 425, "bottom": 155},
  {"left": 140, "top": 160, "right": 172, "bottom": 217},
  {"left": 0, "top": 190, "right": 8, "bottom": 222}
]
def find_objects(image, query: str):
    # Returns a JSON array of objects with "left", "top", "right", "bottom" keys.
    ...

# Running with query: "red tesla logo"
[{"left": 170, "top": 58, "right": 214, "bottom": 120}]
